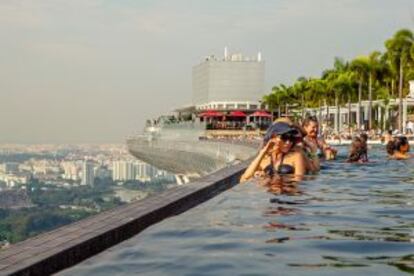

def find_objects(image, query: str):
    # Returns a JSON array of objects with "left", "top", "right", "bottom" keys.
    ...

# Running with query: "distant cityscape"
[
  {"left": 0, "top": 144, "right": 173, "bottom": 190},
  {"left": 0, "top": 144, "right": 177, "bottom": 246}
]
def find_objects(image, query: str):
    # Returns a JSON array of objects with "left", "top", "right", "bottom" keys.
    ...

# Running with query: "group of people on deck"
[{"left": 241, "top": 116, "right": 413, "bottom": 183}]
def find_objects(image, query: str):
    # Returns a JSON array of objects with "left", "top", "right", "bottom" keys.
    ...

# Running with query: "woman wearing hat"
[{"left": 240, "top": 121, "right": 307, "bottom": 182}]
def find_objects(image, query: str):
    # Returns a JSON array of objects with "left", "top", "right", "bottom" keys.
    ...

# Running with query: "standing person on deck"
[{"left": 302, "top": 116, "right": 337, "bottom": 160}]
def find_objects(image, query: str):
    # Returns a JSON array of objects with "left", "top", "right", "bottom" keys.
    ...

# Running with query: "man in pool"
[{"left": 302, "top": 116, "right": 337, "bottom": 160}]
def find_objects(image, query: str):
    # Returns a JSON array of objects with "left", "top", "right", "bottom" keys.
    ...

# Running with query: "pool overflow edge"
[{"left": 0, "top": 159, "right": 251, "bottom": 276}]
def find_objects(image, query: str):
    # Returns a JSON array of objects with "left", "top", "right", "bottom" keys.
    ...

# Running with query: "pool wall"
[{"left": 0, "top": 159, "right": 251, "bottom": 276}]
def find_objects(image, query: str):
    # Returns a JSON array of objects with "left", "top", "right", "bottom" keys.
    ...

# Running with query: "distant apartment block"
[
  {"left": 112, "top": 161, "right": 157, "bottom": 182},
  {"left": 0, "top": 163, "right": 20, "bottom": 174},
  {"left": 192, "top": 48, "right": 265, "bottom": 111},
  {"left": 61, "top": 162, "right": 79, "bottom": 181},
  {"left": 112, "top": 161, "right": 136, "bottom": 181},
  {"left": 135, "top": 161, "right": 156, "bottom": 182},
  {"left": 81, "top": 161, "right": 94, "bottom": 186}
]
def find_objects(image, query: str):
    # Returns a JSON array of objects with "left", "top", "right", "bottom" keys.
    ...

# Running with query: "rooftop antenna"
[{"left": 224, "top": 46, "right": 228, "bottom": 60}]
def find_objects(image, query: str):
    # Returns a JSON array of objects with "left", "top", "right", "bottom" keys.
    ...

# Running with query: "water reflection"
[
  {"left": 258, "top": 175, "right": 303, "bottom": 196},
  {"left": 289, "top": 254, "right": 414, "bottom": 274}
]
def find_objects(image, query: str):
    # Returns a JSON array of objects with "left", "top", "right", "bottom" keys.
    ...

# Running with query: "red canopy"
[
  {"left": 227, "top": 111, "right": 247, "bottom": 117},
  {"left": 198, "top": 110, "right": 224, "bottom": 117},
  {"left": 250, "top": 111, "right": 271, "bottom": 118}
]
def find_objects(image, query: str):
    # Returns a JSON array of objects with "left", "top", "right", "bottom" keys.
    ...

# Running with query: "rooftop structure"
[{"left": 192, "top": 47, "right": 265, "bottom": 111}]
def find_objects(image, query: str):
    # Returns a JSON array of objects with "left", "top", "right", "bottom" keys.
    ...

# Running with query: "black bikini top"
[{"left": 264, "top": 154, "right": 295, "bottom": 176}]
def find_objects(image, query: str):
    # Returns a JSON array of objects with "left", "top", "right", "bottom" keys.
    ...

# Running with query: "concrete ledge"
[{"left": 0, "top": 160, "right": 250, "bottom": 276}]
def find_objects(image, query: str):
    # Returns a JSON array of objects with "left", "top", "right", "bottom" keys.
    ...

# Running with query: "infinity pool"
[{"left": 60, "top": 147, "right": 414, "bottom": 275}]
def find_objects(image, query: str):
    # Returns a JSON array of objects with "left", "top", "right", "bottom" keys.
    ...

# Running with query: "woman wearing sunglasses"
[{"left": 240, "top": 122, "right": 307, "bottom": 182}]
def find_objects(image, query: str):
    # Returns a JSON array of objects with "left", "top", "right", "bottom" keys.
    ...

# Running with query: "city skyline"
[{"left": 1, "top": 0, "right": 414, "bottom": 143}]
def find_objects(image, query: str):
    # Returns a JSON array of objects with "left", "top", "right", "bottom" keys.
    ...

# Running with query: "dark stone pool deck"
[{"left": 0, "top": 160, "right": 250, "bottom": 276}]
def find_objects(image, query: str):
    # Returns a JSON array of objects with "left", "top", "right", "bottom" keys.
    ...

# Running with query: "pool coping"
[{"left": 0, "top": 159, "right": 251, "bottom": 276}]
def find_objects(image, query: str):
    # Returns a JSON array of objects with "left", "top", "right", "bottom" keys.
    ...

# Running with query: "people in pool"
[
  {"left": 290, "top": 122, "right": 321, "bottom": 173},
  {"left": 302, "top": 116, "right": 337, "bottom": 160},
  {"left": 270, "top": 118, "right": 322, "bottom": 173},
  {"left": 240, "top": 121, "right": 307, "bottom": 182},
  {"left": 347, "top": 136, "right": 368, "bottom": 163},
  {"left": 268, "top": 118, "right": 320, "bottom": 173},
  {"left": 386, "top": 136, "right": 411, "bottom": 160}
]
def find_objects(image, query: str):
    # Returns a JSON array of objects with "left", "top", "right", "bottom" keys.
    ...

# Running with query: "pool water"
[{"left": 60, "top": 147, "right": 414, "bottom": 275}]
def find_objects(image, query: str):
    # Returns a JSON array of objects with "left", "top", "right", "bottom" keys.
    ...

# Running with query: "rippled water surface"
[{"left": 61, "top": 147, "right": 414, "bottom": 275}]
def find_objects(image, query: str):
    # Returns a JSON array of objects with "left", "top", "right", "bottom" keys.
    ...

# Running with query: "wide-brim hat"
[{"left": 263, "top": 122, "right": 298, "bottom": 144}]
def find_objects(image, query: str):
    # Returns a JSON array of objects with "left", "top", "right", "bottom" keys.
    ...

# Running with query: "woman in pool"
[
  {"left": 240, "top": 121, "right": 307, "bottom": 182},
  {"left": 347, "top": 136, "right": 368, "bottom": 163},
  {"left": 386, "top": 136, "right": 411, "bottom": 160}
]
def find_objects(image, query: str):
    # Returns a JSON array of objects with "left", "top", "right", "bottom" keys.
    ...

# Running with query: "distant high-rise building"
[
  {"left": 192, "top": 48, "right": 265, "bottom": 111},
  {"left": 61, "top": 162, "right": 79, "bottom": 181},
  {"left": 112, "top": 161, "right": 135, "bottom": 181},
  {"left": 134, "top": 161, "right": 156, "bottom": 182},
  {"left": 81, "top": 161, "right": 94, "bottom": 186},
  {"left": 0, "top": 163, "right": 20, "bottom": 174}
]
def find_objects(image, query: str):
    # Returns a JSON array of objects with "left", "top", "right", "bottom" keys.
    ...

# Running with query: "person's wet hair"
[
  {"left": 387, "top": 136, "right": 409, "bottom": 155},
  {"left": 302, "top": 116, "right": 318, "bottom": 127},
  {"left": 386, "top": 140, "right": 395, "bottom": 155},
  {"left": 360, "top": 133, "right": 368, "bottom": 142},
  {"left": 394, "top": 136, "right": 409, "bottom": 151},
  {"left": 347, "top": 137, "right": 365, "bottom": 162}
]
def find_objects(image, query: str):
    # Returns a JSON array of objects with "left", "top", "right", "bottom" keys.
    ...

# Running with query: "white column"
[
  {"left": 403, "top": 99, "right": 408, "bottom": 134},
  {"left": 356, "top": 105, "right": 360, "bottom": 129},
  {"left": 338, "top": 110, "right": 341, "bottom": 132},
  {"left": 378, "top": 105, "right": 382, "bottom": 130},
  {"left": 334, "top": 107, "right": 338, "bottom": 132},
  {"left": 384, "top": 106, "right": 389, "bottom": 130},
  {"left": 364, "top": 104, "right": 369, "bottom": 121}
]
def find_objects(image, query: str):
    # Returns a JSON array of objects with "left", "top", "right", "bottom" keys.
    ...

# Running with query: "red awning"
[
  {"left": 198, "top": 110, "right": 224, "bottom": 117},
  {"left": 227, "top": 111, "right": 247, "bottom": 117},
  {"left": 250, "top": 111, "right": 271, "bottom": 118}
]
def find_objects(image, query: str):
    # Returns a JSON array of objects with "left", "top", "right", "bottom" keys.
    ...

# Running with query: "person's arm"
[
  {"left": 319, "top": 138, "right": 337, "bottom": 159},
  {"left": 393, "top": 152, "right": 410, "bottom": 160},
  {"left": 294, "top": 151, "right": 307, "bottom": 176},
  {"left": 300, "top": 146, "right": 320, "bottom": 173},
  {"left": 240, "top": 141, "right": 274, "bottom": 183}
]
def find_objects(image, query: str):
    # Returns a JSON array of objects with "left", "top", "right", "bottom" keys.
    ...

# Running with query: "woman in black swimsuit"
[{"left": 240, "top": 122, "right": 307, "bottom": 182}]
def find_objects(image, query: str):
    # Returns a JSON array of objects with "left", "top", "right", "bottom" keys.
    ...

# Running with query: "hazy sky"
[{"left": 1, "top": 0, "right": 413, "bottom": 143}]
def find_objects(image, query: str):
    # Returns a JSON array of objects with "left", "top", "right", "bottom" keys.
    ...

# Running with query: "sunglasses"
[{"left": 280, "top": 132, "right": 296, "bottom": 142}]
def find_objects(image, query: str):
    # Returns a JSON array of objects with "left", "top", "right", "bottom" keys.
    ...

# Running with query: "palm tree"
[
  {"left": 308, "top": 78, "right": 328, "bottom": 122},
  {"left": 331, "top": 72, "right": 355, "bottom": 132},
  {"left": 263, "top": 85, "right": 284, "bottom": 118},
  {"left": 366, "top": 51, "right": 383, "bottom": 130},
  {"left": 292, "top": 77, "right": 309, "bottom": 119},
  {"left": 322, "top": 57, "right": 350, "bottom": 131},
  {"left": 376, "top": 86, "right": 391, "bottom": 130},
  {"left": 385, "top": 29, "right": 414, "bottom": 132},
  {"left": 350, "top": 56, "right": 369, "bottom": 130}
]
